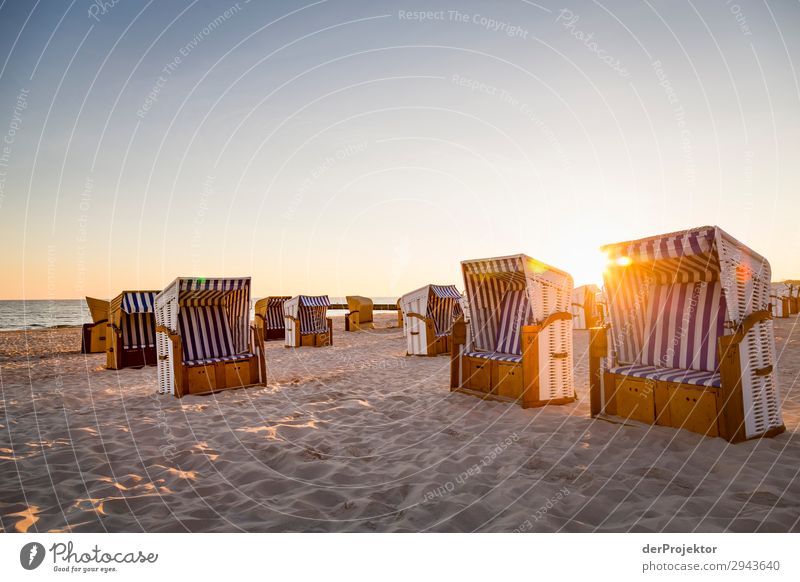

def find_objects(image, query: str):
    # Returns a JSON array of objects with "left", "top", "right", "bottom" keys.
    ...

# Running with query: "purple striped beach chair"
[
  {"left": 592, "top": 226, "right": 784, "bottom": 442},
  {"left": 399, "top": 284, "right": 463, "bottom": 356},
  {"left": 107, "top": 291, "right": 159, "bottom": 369},
  {"left": 255, "top": 296, "right": 291, "bottom": 341},
  {"left": 154, "top": 277, "right": 266, "bottom": 397},
  {"left": 451, "top": 254, "right": 575, "bottom": 408},
  {"left": 283, "top": 295, "right": 333, "bottom": 347}
]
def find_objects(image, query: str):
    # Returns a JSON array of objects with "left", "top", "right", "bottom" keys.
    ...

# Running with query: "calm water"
[
  {"left": 0, "top": 300, "right": 92, "bottom": 331},
  {"left": 0, "top": 297, "right": 399, "bottom": 331}
]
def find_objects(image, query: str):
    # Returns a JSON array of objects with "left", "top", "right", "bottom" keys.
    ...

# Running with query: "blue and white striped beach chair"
[
  {"left": 399, "top": 284, "right": 463, "bottom": 356},
  {"left": 451, "top": 254, "right": 575, "bottom": 408},
  {"left": 154, "top": 277, "right": 266, "bottom": 397},
  {"left": 592, "top": 226, "right": 784, "bottom": 442},
  {"left": 107, "top": 290, "right": 159, "bottom": 369},
  {"left": 283, "top": 295, "right": 333, "bottom": 347}
]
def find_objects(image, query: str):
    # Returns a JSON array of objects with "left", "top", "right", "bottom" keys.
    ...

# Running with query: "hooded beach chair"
[
  {"left": 770, "top": 283, "right": 790, "bottom": 318},
  {"left": 784, "top": 280, "right": 800, "bottom": 315},
  {"left": 396, "top": 298, "right": 403, "bottom": 328},
  {"left": 80, "top": 296, "right": 109, "bottom": 354},
  {"left": 399, "top": 284, "right": 463, "bottom": 356},
  {"left": 154, "top": 277, "right": 266, "bottom": 397},
  {"left": 450, "top": 254, "right": 575, "bottom": 408},
  {"left": 345, "top": 296, "right": 374, "bottom": 331},
  {"left": 284, "top": 295, "right": 333, "bottom": 347},
  {"left": 107, "top": 291, "right": 158, "bottom": 369},
  {"left": 590, "top": 226, "right": 784, "bottom": 442},
  {"left": 254, "top": 296, "right": 290, "bottom": 340},
  {"left": 570, "top": 284, "right": 601, "bottom": 330}
]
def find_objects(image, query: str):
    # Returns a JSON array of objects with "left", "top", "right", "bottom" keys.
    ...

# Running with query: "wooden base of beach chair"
[
  {"left": 455, "top": 355, "right": 575, "bottom": 408},
  {"left": 81, "top": 322, "right": 107, "bottom": 354},
  {"left": 450, "top": 318, "right": 576, "bottom": 409},
  {"left": 590, "top": 320, "right": 786, "bottom": 443},
  {"left": 605, "top": 374, "right": 720, "bottom": 437},
  {"left": 107, "top": 345, "right": 157, "bottom": 370},
  {"left": 180, "top": 356, "right": 263, "bottom": 396},
  {"left": 263, "top": 328, "right": 284, "bottom": 341}
]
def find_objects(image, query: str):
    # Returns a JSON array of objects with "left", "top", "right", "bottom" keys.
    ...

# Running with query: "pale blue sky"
[{"left": 0, "top": 0, "right": 798, "bottom": 298}]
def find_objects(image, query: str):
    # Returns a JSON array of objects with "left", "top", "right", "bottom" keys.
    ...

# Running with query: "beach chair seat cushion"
[
  {"left": 609, "top": 364, "right": 721, "bottom": 388},
  {"left": 185, "top": 352, "right": 254, "bottom": 367},
  {"left": 465, "top": 351, "right": 522, "bottom": 364}
]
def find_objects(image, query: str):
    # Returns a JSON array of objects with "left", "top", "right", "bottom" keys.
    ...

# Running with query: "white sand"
[{"left": 1, "top": 314, "right": 798, "bottom": 532}]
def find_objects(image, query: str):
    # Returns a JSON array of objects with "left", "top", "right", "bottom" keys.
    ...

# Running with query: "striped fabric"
[
  {"left": 182, "top": 353, "right": 253, "bottom": 366},
  {"left": 109, "top": 292, "right": 158, "bottom": 349},
  {"left": 300, "top": 306, "right": 329, "bottom": 334},
  {"left": 494, "top": 290, "right": 532, "bottom": 354},
  {"left": 465, "top": 351, "right": 522, "bottom": 363},
  {"left": 121, "top": 313, "right": 155, "bottom": 348},
  {"left": 427, "top": 285, "right": 462, "bottom": 336},
  {"left": 178, "top": 305, "right": 236, "bottom": 364},
  {"left": 609, "top": 364, "right": 721, "bottom": 388},
  {"left": 121, "top": 292, "right": 156, "bottom": 314},
  {"left": 176, "top": 278, "right": 251, "bottom": 355},
  {"left": 641, "top": 281, "right": 726, "bottom": 373},
  {"left": 295, "top": 295, "right": 330, "bottom": 334},
  {"left": 463, "top": 256, "right": 526, "bottom": 352},
  {"left": 430, "top": 285, "right": 462, "bottom": 299},
  {"left": 266, "top": 297, "right": 288, "bottom": 330},
  {"left": 603, "top": 227, "right": 716, "bottom": 263},
  {"left": 298, "top": 295, "right": 331, "bottom": 307}
]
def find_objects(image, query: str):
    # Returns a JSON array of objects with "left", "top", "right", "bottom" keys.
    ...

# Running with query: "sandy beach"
[{"left": 1, "top": 314, "right": 798, "bottom": 533}]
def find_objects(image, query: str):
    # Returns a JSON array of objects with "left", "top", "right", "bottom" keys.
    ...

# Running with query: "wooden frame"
[
  {"left": 285, "top": 315, "right": 333, "bottom": 347},
  {"left": 450, "top": 313, "right": 576, "bottom": 408},
  {"left": 106, "top": 291, "right": 159, "bottom": 370},
  {"left": 155, "top": 324, "right": 266, "bottom": 398},
  {"left": 405, "top": 311, "right": 449, "bottom": 356},
  {"left": 106, "top": 325, "right": 157, "bottom": 369},
  {"left": 590, "top": 310, "right": 786, "bottom": 443},
  {"left": 254, "top": 296, "right": 290, "bottom": 341},
  {"left": 81, "top": 322, "right": 107, "bottom": 354}
]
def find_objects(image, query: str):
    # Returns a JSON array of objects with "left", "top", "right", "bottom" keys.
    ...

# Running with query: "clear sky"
[{"left": 0, "top": 0, "right": 798, "bottom": 299}]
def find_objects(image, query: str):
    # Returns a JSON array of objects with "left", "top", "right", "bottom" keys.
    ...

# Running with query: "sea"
[{"left": 0, "top": 298, "right": 400, "bottom": 331}]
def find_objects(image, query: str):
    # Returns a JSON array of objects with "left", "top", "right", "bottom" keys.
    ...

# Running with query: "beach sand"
[{"left": 1, "top": 314, "right": 798, "bottom": 533}]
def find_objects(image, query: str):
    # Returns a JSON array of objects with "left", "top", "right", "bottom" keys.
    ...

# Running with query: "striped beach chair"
[
  {"left": 345, "top": 296, "right": 374, "bottom": 331},
  {"left": 571, "top": 284, "right": 601, "bottom": 330},
  {"left": 399, "top": 284, "right": 463, "bottom": 356},
  {"left": 284, "top": 295, "right": 333, "bottom": 347},
  {"left": 80, "top": 296, "right": 109, "bottom": 354},
  {"left": 107, "top": 291, "right": 158, "bottom": 369},
  {"left": 590, "top": 226, "right": 784, "bottom": 442},
  {"left": 450, "top": 254, "right": 575, "bottom": 408},
  {"left": 154, "top": 277, "right": 266, "bottom": 397},
  {"left": 254, "top": 296, "right": 290, "bottom": 340}
]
